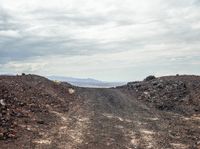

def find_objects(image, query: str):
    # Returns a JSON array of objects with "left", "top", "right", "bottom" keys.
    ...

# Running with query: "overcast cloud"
[{"left": 0, "top": 0, "right": 200, "bottom": 81}]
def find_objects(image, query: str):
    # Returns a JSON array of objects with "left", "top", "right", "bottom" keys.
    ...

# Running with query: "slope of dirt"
[
  {"left": 0, "top": 74, "right": 200, "bottom": 149},
  {"left": 118, "top": 75, "right": 200, "bottom": 115},
  {"left": 0, "top": 74, "right": 79, "bottom": 148}
]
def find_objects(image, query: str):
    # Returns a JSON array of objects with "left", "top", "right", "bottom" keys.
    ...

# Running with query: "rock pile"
[
  {"left": 0, "top": 74, "right": 75, "bottom": 141},
  {"left": 0, "top": 85, "right": 22, "bottom": 140},
  {"left": 122, "top": 75, "right": 200, "bottom": 114}
]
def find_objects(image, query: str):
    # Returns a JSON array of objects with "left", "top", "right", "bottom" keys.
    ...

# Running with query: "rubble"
[
  {"left": 144, "top": 75, "right": 156, "bottom": 81},
  {"left": 0, "top": 74, "right": 75, "bottom": 141},
  {"left": 121, "top": 75, "right": 200, "bottom": 115}
]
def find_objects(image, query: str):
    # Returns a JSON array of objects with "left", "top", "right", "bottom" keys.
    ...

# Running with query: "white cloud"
[
  {"left": 0, "top": 0, "right": 200, "bottom": 80},
  {"left": 2, "top": 60, "right": 47, "bottom": 73},
  {"left": 0, "top": 30, "right": 20, "bottom": 38}
]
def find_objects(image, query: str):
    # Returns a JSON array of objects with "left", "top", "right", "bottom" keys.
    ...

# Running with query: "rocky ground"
[
  {"left": 0, "top": 74, "right": 200, "bottom": 149},
  {"left": 118, "top": 75, "right": 200, "bottom": 115}
]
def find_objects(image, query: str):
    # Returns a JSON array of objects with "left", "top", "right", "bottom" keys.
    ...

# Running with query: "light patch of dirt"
[
  {"left": 33, "top": 139, "right": 52, "bottom": 145},
  {"left": 170, "top": 143, "right": 189, "bottom": 149}
]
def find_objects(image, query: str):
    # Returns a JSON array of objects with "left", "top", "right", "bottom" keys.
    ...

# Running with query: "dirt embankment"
[
  {"left": 118, "top": 75, "right": 200, "bottom": 115},
  {"left": 0, "top": 74, "right": 200, "bottom": 149},
  {"left": 0, "top": 75, "right": 80, "bottom": 148}
]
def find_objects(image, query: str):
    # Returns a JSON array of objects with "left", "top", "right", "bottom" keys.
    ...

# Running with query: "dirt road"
[
  {"left": 67, "top": 88, "right": 199, "bottom": 149},
  {"left": 77, "top": 88, "right": 163, "bottom": 149}
]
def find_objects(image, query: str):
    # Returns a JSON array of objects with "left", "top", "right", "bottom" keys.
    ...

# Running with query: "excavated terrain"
[{"left": 0, "top": 74, "right": 200, "bottom": 149}]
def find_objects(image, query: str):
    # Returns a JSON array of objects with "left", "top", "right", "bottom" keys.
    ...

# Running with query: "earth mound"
[
  {"left": 119, "top": 75, "right": 200, "bottom": 115},
  {"left": 0, "top": 74, "right": 75, "bottom": 143}
]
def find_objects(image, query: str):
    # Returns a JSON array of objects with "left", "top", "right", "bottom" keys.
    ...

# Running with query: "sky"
[{"left": 0, "top": 0, "right": 200, "bottom": 81}]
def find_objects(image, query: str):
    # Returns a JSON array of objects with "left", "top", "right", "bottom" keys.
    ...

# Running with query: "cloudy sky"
[{"left": 0, "top": 0, "right": 200, "bottom": 81}]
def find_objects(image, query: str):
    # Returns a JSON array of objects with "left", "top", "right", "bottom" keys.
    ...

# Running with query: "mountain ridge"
[{"left": 47, "top": 75, "right": 126, "bottom": 88}]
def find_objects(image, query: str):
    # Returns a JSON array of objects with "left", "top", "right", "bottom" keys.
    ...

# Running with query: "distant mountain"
[
  {"left": 0, "top": 74, "right": 15, "bottom": 76},
  {"left": 48, "top": 76, "right": 102, "bottom": 83},
  {"left": 47, "top": 76, "right": 126, "bottom": 88}
]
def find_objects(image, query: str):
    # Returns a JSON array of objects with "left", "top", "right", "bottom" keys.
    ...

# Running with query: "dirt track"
[
  {"left": 0, "top": 75, "right": 200, "bottom": 149},
  {"left": 33, "top": 88, "right": 200, "bottom": 149},
  {"left": 74, "top": 88, "right": 200, "bottom": 149}
]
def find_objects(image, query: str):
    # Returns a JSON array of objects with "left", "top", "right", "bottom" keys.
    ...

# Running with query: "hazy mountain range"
[{"left": 47, "top": 76, "right": 126, "bottom": 88}]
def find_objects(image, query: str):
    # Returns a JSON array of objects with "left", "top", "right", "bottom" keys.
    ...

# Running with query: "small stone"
[
  {"left": 8, "top": 133, "right": 16, "bottom": 138},
  {"left": 144, "top": 91, "right": 149, "bottom": 95},
  {"left": 37, "top": 120, "right": 45, "bottom": 124},
  {"left": 196, "top": 141, "right": 200, "bottom": 145},
  {"left": 68, "top": 88, "right": 75, "bottom": 94},
  {"left": 0, "top": 99, "right": 6, "bottom": 106}
]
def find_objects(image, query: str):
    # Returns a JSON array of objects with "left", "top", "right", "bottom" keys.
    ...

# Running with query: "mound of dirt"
[
  {"left": 119, "top": 75, "right": 200, "bottom": 115},
  {"left": 0, "top": 74, "right": 76, "bottom": 142}
]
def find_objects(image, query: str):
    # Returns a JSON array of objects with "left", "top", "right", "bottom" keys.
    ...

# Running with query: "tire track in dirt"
[
  {"left": 32, "top": 90, "right": 92, "bottom": 149},
  {"left": 77, "top": 88, "right": 165, "bottom": 149}
]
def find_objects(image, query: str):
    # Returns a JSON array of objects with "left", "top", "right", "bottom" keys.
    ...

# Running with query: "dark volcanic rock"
[
  {"left": 144, "top": 75, "right": 156, "bottom": 81},
  {"left": 121, "top": 75, "right": 200, "bottom": 115},
  {"left": 0, "top": 74, "right": 76, "bottom": 141}
]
